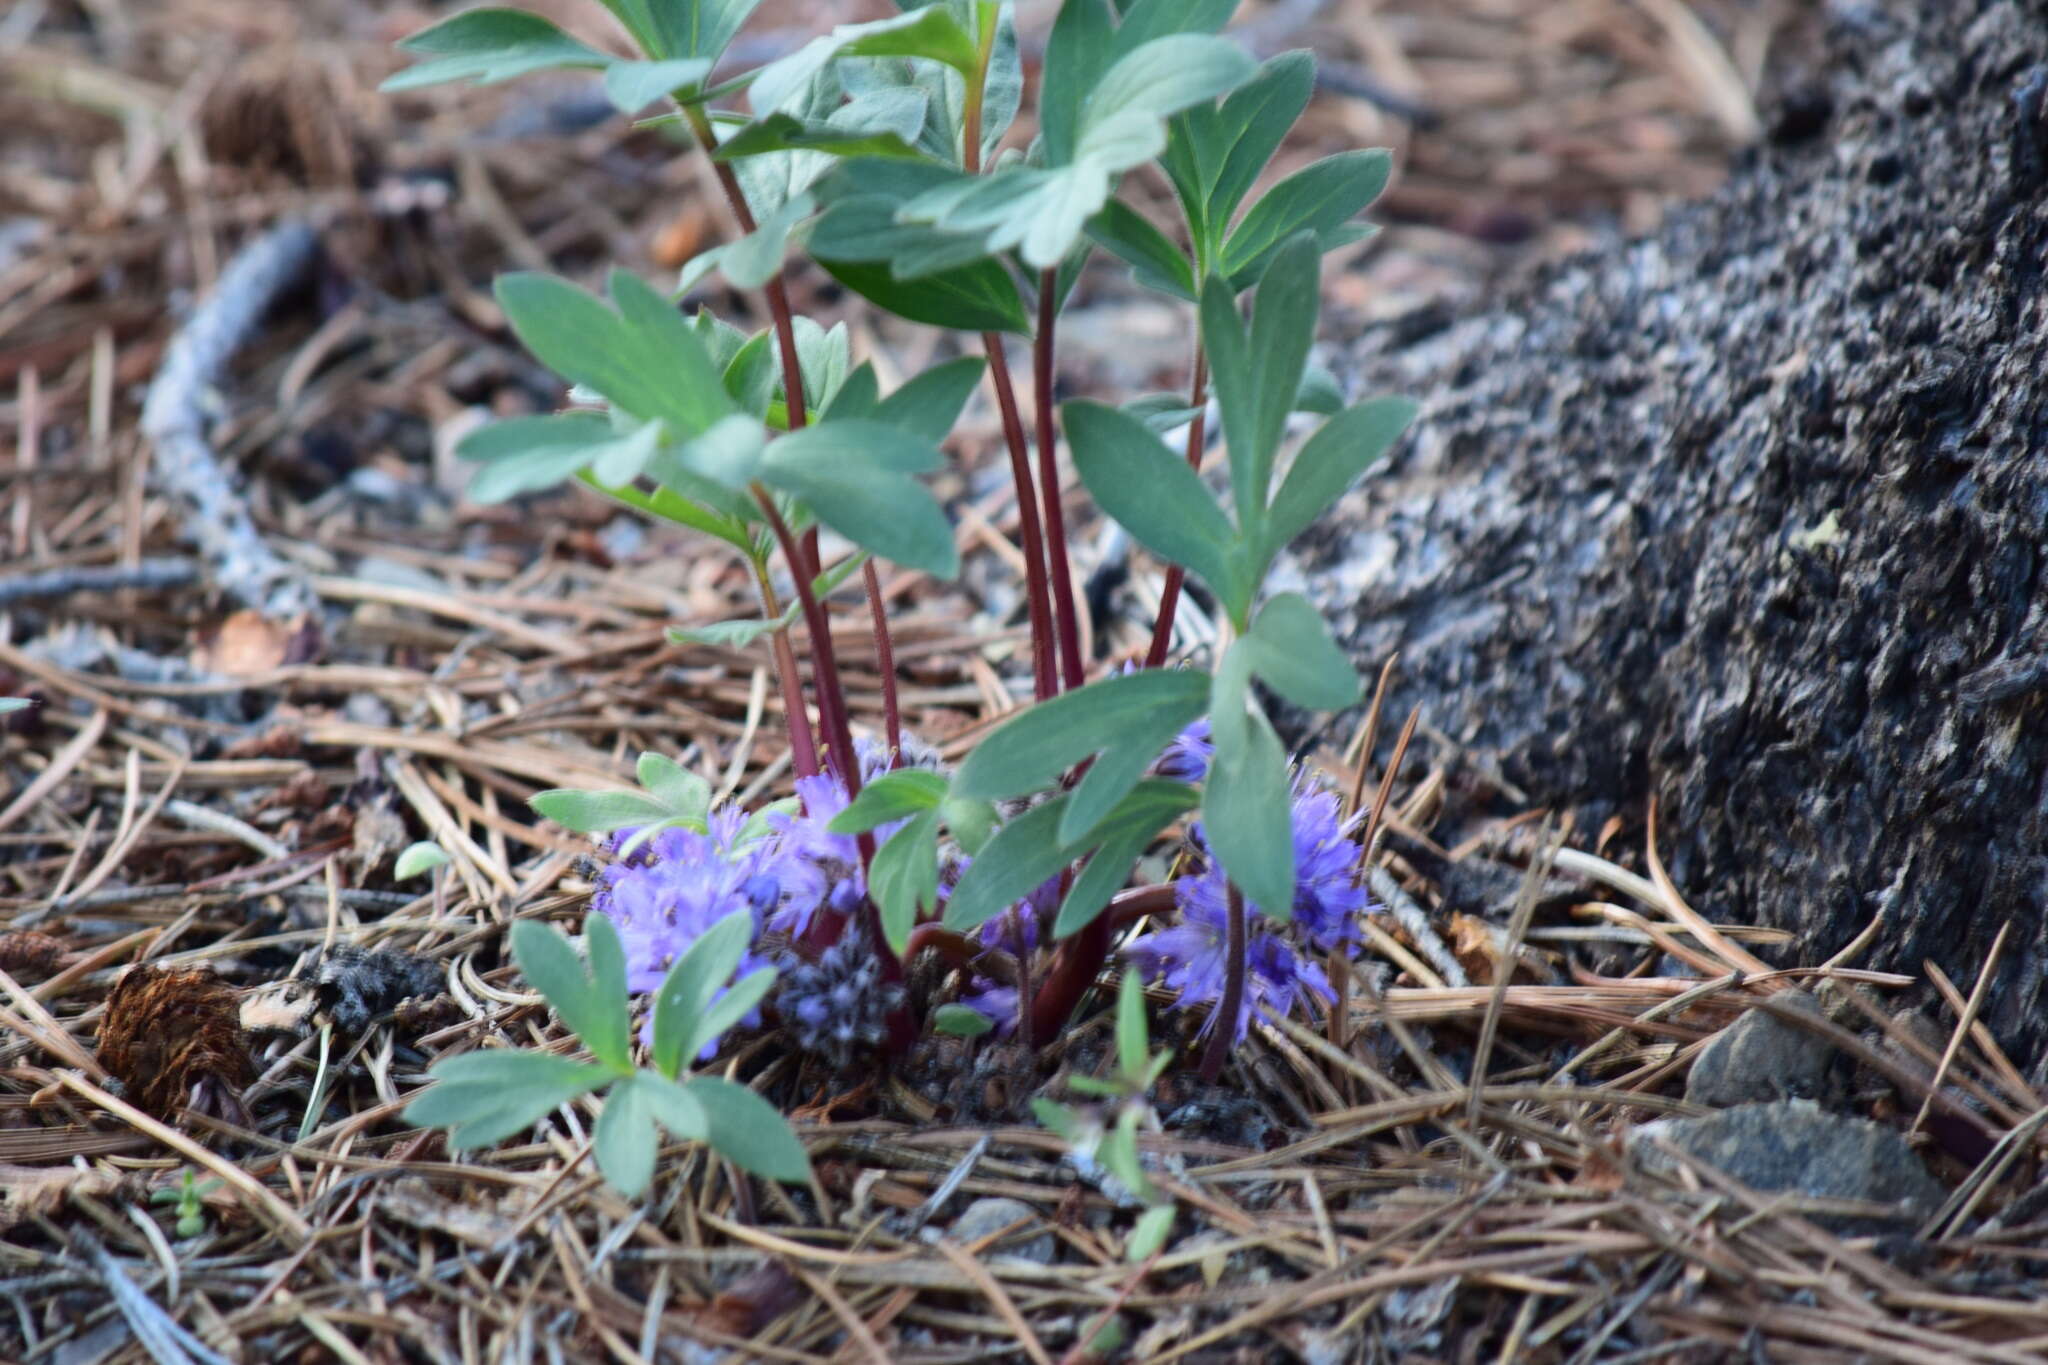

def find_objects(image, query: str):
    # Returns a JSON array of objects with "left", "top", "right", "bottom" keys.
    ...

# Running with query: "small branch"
[
  {"left": 141, "top": 221, "right": 320, "bottom": 619},
  {"left": 1199, "top": 881, "right": 1247, "bottom": 1083},
  {"left": 0, "top": 558, "right": 196, "bottom": 606},
  {"left": 982, "top": 335, "right": 1058, "bottom": 701},
  {"left": 1036, "top": 269, "right": 1084, "bottom": 692},
  {"left": 1145, "top": 345, "right": 1209, "bottom": 667}
]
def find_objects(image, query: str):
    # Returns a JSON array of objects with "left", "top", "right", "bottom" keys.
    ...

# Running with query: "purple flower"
[
  {"left": 1126, "top": 776, "right": 1364, "bottom": 1041},
  {"left": 765, "top": 740, "right": 902, "bottom": 938},
  {"left": 955, "top": 983, "right": 1021, "bottom": 1038},
  {"left": 776, "top": 929, "right": 904, "bottom": 1068},
  {"left": 1154, "top": 717, "right": 1214, "bottom": 785},
  {"left": 592, "top": 807, "right": 787, "bottom": 1057}
]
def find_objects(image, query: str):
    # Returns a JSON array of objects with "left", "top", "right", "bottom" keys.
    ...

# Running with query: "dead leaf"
[
  {"left": 0, "top": 1163, "right": 126, "bottom": 1233},
  {"left": 194, "top": 609, "right": 290, "bottom": 675},
  {"left": 374, "top": 1177, "right": 535, "bottom": 1249}
]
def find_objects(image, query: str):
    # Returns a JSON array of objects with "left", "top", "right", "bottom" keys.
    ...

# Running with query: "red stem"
[
  {"left": 863, "top": 557, "right": 902, "bottom": 760},
  {"left": 1035, "top": 269, "right": 1084, "bottom": 692},
  {"left": 753, "top": 488, "right": 858, "bottom": 796},
  {"left": 983, "top": 335, "right": 1059, "bottom": 702},
  {"left": 1199, "top": 881, "right": 1247, "bottom": 1083},
  {"left": 1145, "top": 345, "right": 1209, "bottom": 668}
]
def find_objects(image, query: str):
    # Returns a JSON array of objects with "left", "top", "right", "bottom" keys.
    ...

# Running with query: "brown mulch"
[{"left": 11, "top": 0, "right": 2048, "bottom": 1361}]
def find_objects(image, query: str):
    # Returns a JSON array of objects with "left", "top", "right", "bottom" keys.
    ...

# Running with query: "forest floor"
[{"left": 8, "top": 0, "right": 2048, "bottom": 1361}]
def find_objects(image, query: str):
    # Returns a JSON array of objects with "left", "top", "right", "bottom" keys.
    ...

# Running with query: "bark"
[{"left": 1303, "top": 1, "right": 2048, "bottom": 1061}]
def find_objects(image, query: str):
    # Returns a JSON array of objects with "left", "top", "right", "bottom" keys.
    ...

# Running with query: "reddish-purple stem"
[
  {"left": 983, "top": 336, "right": 1059, "bottom": 702},
  {"left": 1145, "top": 345, "right": 1209, "bottom": 668},
  {"left": 1035, "top": 269, "right": 1084, "bottom": 692},
  {"left": 1199, "top": 882, "right": 1247, "bottom": 1082}
]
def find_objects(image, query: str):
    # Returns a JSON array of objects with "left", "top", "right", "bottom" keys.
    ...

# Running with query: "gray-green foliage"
[{"left": 403, "top": 912, "right": 809, "bottom": 1197}]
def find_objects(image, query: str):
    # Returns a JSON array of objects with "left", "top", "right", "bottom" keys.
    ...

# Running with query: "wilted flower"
[{"left": 777, "top": 929, "right": 904, "bottom": 1068}]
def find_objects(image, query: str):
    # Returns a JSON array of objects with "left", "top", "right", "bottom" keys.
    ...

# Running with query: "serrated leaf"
[
  {"left": 509, "top": 916, "right": 632, "bottom": 1071},
  {"left": 1063, "top": 400, "right": 1244, "bottom": 618},
  {"left": 685, "top": 1076, "right": 812, "bottom": 1181},
  {"left": 1264, "top": 396, "right": 1415, "bottom": 552},
  {"left": 603, "top": 57, "right": 715, "bottom": 114},
  {"left": 1242, "top": 592, "right": 1359, "bottom": 710},
  {"left": 393, "top": 841, "right": 451, "bottom": 880},
  {"left": 650, "top": 909, "right": 756, "bottom": 1078},
  {"left": 1089, "top": 199, "right": 1196, "bottom": 300},
  {"left": 933, "top": 1003, "right": 994, "bottom": 1037},
  {"left": 594, "top": 1074, "right": 659, "bottom": 1197},
  {"left": 1222, "top": 148, "right": 1392, "bottom": 289},
  {"left": 382, "top": 9, "right": 611, "bottom": 92},
  {"left": 529, "top": 787, "right": 674, "bottom": 834},
  {"left": 828, "top": 768, "right": 948, "bottom": 833},
  {"left": 953, "top": 668, "right": 1209, "bottom": 802}
]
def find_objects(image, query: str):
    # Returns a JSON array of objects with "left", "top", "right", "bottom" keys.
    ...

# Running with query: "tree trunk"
[{"left": 1304, "top": 0, "right": 2048, "bottom": 1062}]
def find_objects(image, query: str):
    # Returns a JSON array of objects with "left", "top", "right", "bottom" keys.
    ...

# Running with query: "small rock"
[
  {"left": 1686, "top": 989, "right": 1837, "bottom": 1107},
  {"left": 938, "top": 1197, "right": 1054, "bottom": 1264},
  {"left": 1631, "top": 1099, "right": 1946, "bottom": 1230}
]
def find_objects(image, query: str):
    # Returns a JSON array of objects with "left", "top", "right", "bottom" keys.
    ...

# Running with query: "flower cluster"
[{"left": 1126, "top": 773, "right": 1370, "bottom": 1043}]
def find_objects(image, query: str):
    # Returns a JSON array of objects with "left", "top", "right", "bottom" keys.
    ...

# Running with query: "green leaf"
[
  {"left": 938, "top": 795, "right": 998, "bottom": 857},
  {"left": 393, "top": 841, "right": 450, "bottom": 880},
  {"left": 1295, "top": 364, "right": 1344, "bottom": 417},
  {"left": 1201, "top": 234, "right": 1319, "bottom": 543},
  {"left": 686, "top": 966, "right": 777, "bottom": 1064},
  {"left": 1222, "top": 148, "right": 1392, "bottom": 289},
  {"left": 943, "top": 796, "right": 1076, "bottom": 934},
  {"left": 1203, "top": 670, "right": 1295, "bottom": 920},
  {"left": 382, "top": 9, "right": 611, "bottom": 92},
  {"left": 761, "top": 423, "right": 958, "bottom": 577},
  {"left": 590, "top": 470, "right": 756, "bottom": 552},
  {"left": 1063, "top": 400, "right": 1243, "bottom": 617},
  {"left": 603, "top": 57, "right": 715, "bottom": 114},
  {"left": 953, "top": 668, "right": 1209, "bottom": 802},
  {"left": 933, "top": 1003, "right": 994, "bottom": 1037},
  {"left": 1264, "top": 396, "right": 1415, "bottom": 553},
  {"left": 821, "top": 255, "right": 1027, "bottom": 333},
  {"left": 687, "top": 191, "right": 816, "bottom": 291},
  {"left": 712, "top": 111, "right": 927, "bottom": 164},
  {"left": 594, "top": 1073, "right": 659, "bottom": 1197},
  {"left": 650, "top": 908, "right": 756, "bottom": 1078},
  {"left": 1110, "top": 0, "right": 1240, "bottom": 52},
  {"left": 511, "top": 915, "right": 634, "bottom": 1071},
  {"left": 1051, "top": 782, "right": 1197, "bottom": 937},
  {"left": 667, "top": 606, "right": 799, "bottom": 650},
  {"left": 596, "top": 0, "right": 763, "bottom": 63},
  {"left": 870, "top": 809, "right": 941, "bottom": 953},
  {"left": 1115, "top": 967, "right": 1149, "bottom": 1080},
  {"left": 822, "top": 363, "right": 882, "bottom": 423},
  {"left": 1203, "top": 51, "right": 1316, "bottom": 235},
  {"left": 530, "top": 787, "right": 674, "bottom": 834},
  {"left": 828, "top": 768, "right": 949, "bottom": 833},
  {"left": 1089, "top": 199, "right": 1196, "bottom": 300},
  {"left": 1039, "top": 0, "right": 1117, "bottom": 165},
  {"left": 1081, "top": 36, "right": 1254, "bottom": 162},
  {"left": 1242, "top": 592, "right": 1359, "bottom": 710},
  {"left": 494, "top": 272, "right": 733, "bottom": 437},
  {"left": 405, "top": 1050, "right": 611, "bottom": 1149},
  {"left": 637, "top": 754, "right": 710, "bottom": 822},
  {"left": 684, "top": 1076, "right": 812, "bottom": 1182},
  {"left": 873, "top": 357, "right": 986, "bottom": 444},
  {"left": 1121, "top": 393, "right": 1203, "bottom": 434},
  {"left": 636, "top": 1071, "right": 709, "bottom": 1141},
  {"left": 461, "top": 414, "right": 628, "bottom": 504},
  {"left": 752, "top": 8, "right": 979, "bottom": 115},
  {"left": 1128, "top": 1204, "right": 1175, "bottom": 1261}
]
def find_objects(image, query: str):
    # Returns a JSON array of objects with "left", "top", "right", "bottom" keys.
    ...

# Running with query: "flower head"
[
  {"left": 764, "top": 740, "right": 904, "bottom": 938},
  {"left": 1153, "top": 717, "right": 1214, "bottom": 785},
  {"left": 776, "top": 929, "right": 905, "bottom": 1068}
]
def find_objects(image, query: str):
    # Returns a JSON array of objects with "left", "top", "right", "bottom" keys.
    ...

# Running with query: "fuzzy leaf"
[
  {"left": 1241, "top": 592, "right": 1359, "bottom": 710},
  {"left": 594, "top": 1074, "right": 659, "bottom": 1196}
]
